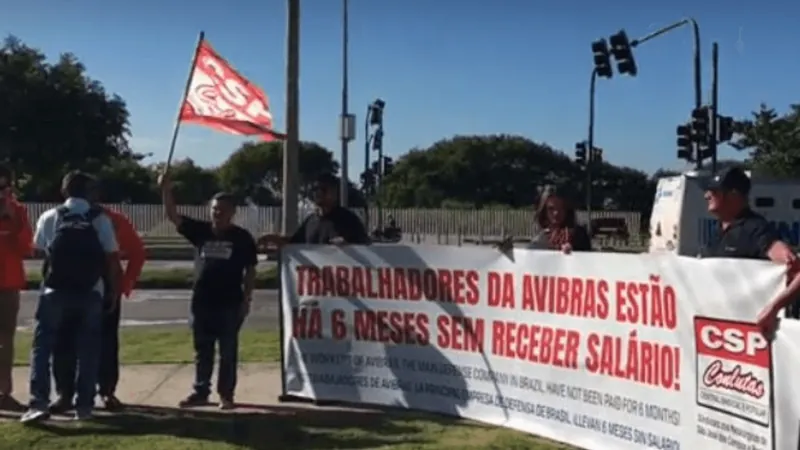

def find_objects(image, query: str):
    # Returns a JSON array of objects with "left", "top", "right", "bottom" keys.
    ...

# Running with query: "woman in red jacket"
[{"left": 0, "top": 166, "right": 33, "bottom": 411}]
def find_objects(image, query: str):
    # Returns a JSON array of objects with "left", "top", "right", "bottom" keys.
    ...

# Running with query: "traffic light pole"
[
  {"left": 363, "top": 106, "right": 372, "bottom": 229},
  {"left": 376, "top": 124, "right": 385, "bottom": 231},
  {"left": 586, "top": 68, "right": 597, "bottom": 233},
  {"left": 710, "top": 42, "right": 719, "bottom": 174},
  {"left": 631, "top": 18, "right": 702, "bottom": 168}
]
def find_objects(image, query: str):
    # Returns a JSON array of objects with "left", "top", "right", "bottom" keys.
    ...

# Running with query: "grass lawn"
[
  {"left": 12, "top": 328, "right": 282, "bottom": 366},
  {"left": 24, "top": 267, "right": 278, "bottom": 290},
  {"left": 1, "top": 328, "right": 574, "bottom": 450}
]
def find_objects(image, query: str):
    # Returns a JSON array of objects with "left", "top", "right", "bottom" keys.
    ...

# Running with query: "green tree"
[
  {"left": 152, "top": 159, "right": 220, "bottom": 204},
  {"left": 97, "top": 158, "right": 158, "bottom": 203},
  {"left": 0, "top": 35, "right": 134, "bottom": 200},
  {"left": 380, "top": 135, "right": 580, "bottom": 209},
  {"left": 216, "top": 141, "right": 364, "bottom": 206},
  {"left": 731, "top": 103, "right": 800, "bottom": 178}
]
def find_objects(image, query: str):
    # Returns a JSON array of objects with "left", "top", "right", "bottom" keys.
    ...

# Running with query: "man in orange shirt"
[
  {"left": 51, "top": 185, "right": 145, "bottom": 412},
  {"left": 0, "top": 165, "right": 33, "bottom": 411}
]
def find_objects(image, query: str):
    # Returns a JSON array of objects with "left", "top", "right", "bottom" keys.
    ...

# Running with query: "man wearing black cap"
[
  {"left": 258, "top": 173, "right": 369, "bottom": 247},
  {"left": 700, "top": 167, "right": 800, "bottom": 334}
]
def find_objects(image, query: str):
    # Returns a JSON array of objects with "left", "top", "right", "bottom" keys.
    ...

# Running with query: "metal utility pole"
[
  {"left": 710, "top": 42, "right": 719, "bottom": 174},
  {"left": 586, "top": 68, "right": 598, "bottom": 234},
  {"left": 339, "top": 0, "right": 353, "bottom": 206},
  {"left": 281, "top": 0, "right": 300, "bottom": 234}
]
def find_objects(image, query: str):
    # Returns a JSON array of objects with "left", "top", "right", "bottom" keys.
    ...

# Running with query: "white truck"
[{"left": 648, "top": 171, "right": 800, "bottom": 256}]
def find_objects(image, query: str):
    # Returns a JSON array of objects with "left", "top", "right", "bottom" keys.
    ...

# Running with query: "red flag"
[{"left": 179, "top": 40, "right": 283, "bottom": 141}]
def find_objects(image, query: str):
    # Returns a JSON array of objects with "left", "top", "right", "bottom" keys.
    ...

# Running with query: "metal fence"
[{"left": 22, "top": 203, "right": 643, "bottom": 243}]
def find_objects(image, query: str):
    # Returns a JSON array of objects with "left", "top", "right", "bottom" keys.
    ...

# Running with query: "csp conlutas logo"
[{"left": 693, "top": 317, "right": 772, "bottom": 428}]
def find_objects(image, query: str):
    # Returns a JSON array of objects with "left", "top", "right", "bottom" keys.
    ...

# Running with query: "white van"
[{"left": 648, "top": 171, "right": 800, "bottom": 256}]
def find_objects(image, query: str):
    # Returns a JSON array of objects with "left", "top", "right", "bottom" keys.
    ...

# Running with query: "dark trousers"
[
  {"left": 29, "top": 291, "right": 102, "bottom": 412},
  {"left": 53, "top": 300, "right": 120, "bottom": 400},
  {"left": 191, "top": 306, "right": 243, "bottom": 399},
  {"left": 0, "top": 291, "right": 20, "bottom": 395}
]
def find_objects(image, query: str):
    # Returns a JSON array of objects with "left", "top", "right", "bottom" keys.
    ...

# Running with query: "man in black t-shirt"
[
  {"left": 159, "top": 173, "right": 257, "bottom": 410},
  {"left": 698, "top": 167, "right": 800, "bottom": 334},
  {"left": 258, "top": 173, "right": 370, "bottom": 248}
]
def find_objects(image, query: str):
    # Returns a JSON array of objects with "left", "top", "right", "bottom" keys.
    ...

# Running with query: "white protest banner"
[{"left": 280, "top": 244, "right": 796, "bottom": 450}]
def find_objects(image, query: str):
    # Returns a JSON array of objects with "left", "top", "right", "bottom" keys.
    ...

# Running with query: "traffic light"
[
  {"left": 591, "top": 39, "right": 613, "bottom": 79},
  {"left": 575, "top": 141, "right": 587, "bottom": 165},
  {"left": 382, "top": 156, "right": 394, "bottom": 176},
  {"left": 676, "top": 124, "right": 692, "bottom": 161},
  {"left": 590, "top": 147, "right": 603, "bottom": 164},
  {"left": 372, "top": 127, "right": 383, "bottom": 152},
  {"left": 369, "top": 99, "right": 385, "bottom": 126},
  {"left": 691, "top": 106, "right": 710, "bottom": 144},
  {"left": 697, "top": 146, "right": 714, "bottom": 161},
  {"left": 608, "top": 30, "right": 637, "bottom": 76},
  {"left": 360, "top": 170, "right": 375, "bottom": 196},
  {"left": 717, "top": 115, "right": 735, "bottom": 142}
]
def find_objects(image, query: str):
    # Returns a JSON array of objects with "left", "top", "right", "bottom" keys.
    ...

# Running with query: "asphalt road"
[{"left": 17, "top": 290, "right": 280, "bottom": 330}]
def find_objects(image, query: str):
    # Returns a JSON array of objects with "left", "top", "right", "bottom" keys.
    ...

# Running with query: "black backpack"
[{"left": 43, "top": 206, "right": 106, "bottom": 292}]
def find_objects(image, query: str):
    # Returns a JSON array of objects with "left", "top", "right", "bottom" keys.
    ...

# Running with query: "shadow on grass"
[{"left": 27, "top": 403, "right": 462, "bottom": 450}]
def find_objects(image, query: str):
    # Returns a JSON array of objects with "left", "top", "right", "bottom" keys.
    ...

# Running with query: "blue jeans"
[
  {"left": 191, "top": 306, "right": 243, "bottom": 399},
  {"left": 29, "top": 290, "right": 103, "bottom": 412}
]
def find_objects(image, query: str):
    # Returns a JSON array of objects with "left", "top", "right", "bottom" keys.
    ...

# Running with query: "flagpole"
[
  {"left": 165, "top": 31, "right": 205, "bottom": 174},
  {"left": 282, "top": 0, "right": 301, "bottom": 235}
]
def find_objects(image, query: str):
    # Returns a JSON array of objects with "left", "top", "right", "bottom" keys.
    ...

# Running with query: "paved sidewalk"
[{"left": 7, "top": 363, "right": 319, "bottom": 412}]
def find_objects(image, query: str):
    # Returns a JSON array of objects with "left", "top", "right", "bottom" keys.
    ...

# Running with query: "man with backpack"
[
  {"left": 50, "top": 186, "right": 145, "bottom": 414},
  {"left": 22, "top": 171, "right": 121, "bottom": 423}
]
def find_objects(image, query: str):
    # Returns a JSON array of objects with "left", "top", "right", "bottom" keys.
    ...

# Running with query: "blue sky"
[{"left": 3, "top": 0, "right": 798, "bottom": 176}]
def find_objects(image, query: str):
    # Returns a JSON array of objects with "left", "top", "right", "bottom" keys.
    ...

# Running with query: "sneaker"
[
  {"left": 0, "top": 394, "right": 25, "bottom": 412},
  {"left": 73, "top": 410, "right": 93, "bottom": 421},
  {"left": 49, "top": 396, "right": 74, "bottom": 414},
  {"left": 101, "top": 395, "right": 124, "bottom": 412},
  {"left": 218, "top": 397, "right": 235, "bottom": 410},
  {"left": 178, "top": 393, "right": 208, "bottom": 408},
  {"left": 20, "top": 408, "right": 50, "bottom": 424}
]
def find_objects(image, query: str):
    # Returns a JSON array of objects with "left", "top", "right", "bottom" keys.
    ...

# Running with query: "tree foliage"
[
  {"left": 731, "top": 103, "right": 800, "bottom": 178},
  {"left": 376, "top": 135, "right": 653, "bottom": 214},
  {"left": 217, "top": 141, "right": 364, "bottom": 206},
  {"left": 0, "top": 35, "right": 135, "bottom": 199}
]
